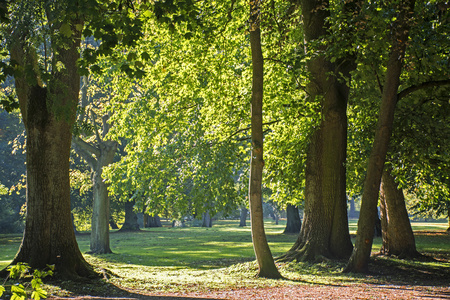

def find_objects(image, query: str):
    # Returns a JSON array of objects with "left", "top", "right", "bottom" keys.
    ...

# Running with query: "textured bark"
[
  {"left": 279, "top": 0, "right": 354, "bottom": 262},
  {"left": 344, "top": 0, "right": 415, "bottom": 273},
  {"left": 248, "top": 0, "right": 281, "bottom": 279},
  {"left": 379, "top": 169, "right": 419, "bottom": 258},
  {"left": 119, "top": 200, "right": 140, "bottom": 231},
  {"left": 7, "top": 17, "right": 95, "bottom": 278},
  {"left": 239, "top": 206, "right": 248, "bottom": 227},
  {"left": 284, "top": 204, "right": 301, "bottom": 234}
]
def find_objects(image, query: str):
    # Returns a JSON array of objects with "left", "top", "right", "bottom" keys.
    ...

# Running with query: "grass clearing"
[{"left": 0, "top": 219, "right": 449, "bottom": 298}]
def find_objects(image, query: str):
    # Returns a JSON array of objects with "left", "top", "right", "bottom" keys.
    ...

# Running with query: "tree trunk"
[
  {"left": 447, "top": 203, "right": 450, "bottom": 232},
  {"left": 379, "top": 169, "right": 419, "bottom": 258},
  {"left": 248, "top": 0, "right": 281, "bottom": 279},
  {"left": 284, "top": 204, "right": 301, "bottom": 234},
  {"left": 147, "top": 214, "right": 162, "bottom": 227},
  {"left": 72, "top": 75, "right": 118, "bottom": 254},
  {"left": 6, "top": 18, "right": 95, "bottom": 279},
  {"left": 202, "top": 211, "right": 212, "bottom": 227},
  {"left": 72, "top": 137, "right": 117, "bottom": 254},
  {"left": 279, "top": 0, "right": 354, "bottom": 262},
  {"left": 119, "top": 200, "right": 140, "bottom": 231},
  {"left": 344, "top": 0, "right": 415, "bottom": 273},
  {"left": 239, "top": 206, "right": 248, "bottom": 227},
  {"left": 349, "top": 196, "right": 358, "bottom": 219},
  {"left": 89, "top": 161, "right": 112, "bottom": 253}
]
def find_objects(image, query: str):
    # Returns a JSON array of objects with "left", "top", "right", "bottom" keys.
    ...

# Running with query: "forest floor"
[
  {"left": 46, "top": 235, "right": 449, "bottom": 300},
  {"left": 2, "top": 221, "right": 449, "bottom": 299}
]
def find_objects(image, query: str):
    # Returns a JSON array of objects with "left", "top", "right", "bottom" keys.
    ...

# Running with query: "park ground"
[{"left": 1, "top": 219, "right": 449, "bottom": 299}]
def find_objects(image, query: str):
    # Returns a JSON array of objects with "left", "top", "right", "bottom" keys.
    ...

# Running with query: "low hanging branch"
[{"left": 397, "top": 79, "right": 450, "bottom": 102}]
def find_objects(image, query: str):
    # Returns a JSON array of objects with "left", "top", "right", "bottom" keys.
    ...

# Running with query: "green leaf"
[
  {"left": 0, "top": 285, "right": 5, "bottom": 297},
  {"left": 60, "top": 23, "right": 72, "bottom": 38},
  {"left": 31, "top": 288, "right": 47, "bottom": 300}
]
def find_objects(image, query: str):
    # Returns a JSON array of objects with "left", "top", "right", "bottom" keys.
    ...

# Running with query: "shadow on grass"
[
  {"left": 47, "top": 278, "right": 221, "bottom": 300},
  {"left": 341, "top": 253, "right": 450, "bottom": 289}
]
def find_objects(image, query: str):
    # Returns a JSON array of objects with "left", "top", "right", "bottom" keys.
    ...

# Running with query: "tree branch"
[
  {"left": 72, "top": 135, "right": 100, "bottom": 166},
  {"left": 227, "top": 120, "right": 280, "bottom": 140},
  {"left": 397, "top": 79, "right": 450, "bottom": 102},
  {"left": 90, "top": 109, "right": 103, "bottom": 143}
]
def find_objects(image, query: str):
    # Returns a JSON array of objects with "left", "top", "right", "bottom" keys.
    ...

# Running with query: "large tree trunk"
[
  {"left": 279, "top": 0, "right": 354, "bottom": 262},
  {"left": 284, "top": 204, "right": 301, "bottom": 234},
  {"left": 379, "top": 168, "right": 419, "bottom": 258},
  {"left": 344, "top": 0, "right": 415, "bottom": 273},
  {"left": 248, "top": 0, "right": 281, "bottom": 279},
  {"left": 239, "top": 206, "right": 248, "bottom": 227},
  {"left": 7, "top": 19, "right": 95, "bottom": 278},
  {"left": 119, "top": 200, "right": 140, "bottom": 231}
]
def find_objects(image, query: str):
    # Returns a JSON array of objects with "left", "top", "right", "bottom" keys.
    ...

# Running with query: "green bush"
[{"left": 0, "top": 263, "right": 53, "bottom": 300}]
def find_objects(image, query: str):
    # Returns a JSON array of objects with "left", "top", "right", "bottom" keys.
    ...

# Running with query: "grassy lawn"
[{"left": 0, "top": 219, "right": 449, "bottom": 297}]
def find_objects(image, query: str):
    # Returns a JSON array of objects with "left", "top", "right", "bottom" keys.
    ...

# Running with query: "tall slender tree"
[
  {"left": 344, "top": 0, "right": 416, "bottom": 273},
  {"left": 248, "top": 0, "right": 281, "bottom": 279}
]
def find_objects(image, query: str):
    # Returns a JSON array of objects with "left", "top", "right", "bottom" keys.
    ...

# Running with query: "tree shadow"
[{"left": 47, "top": 277, "right": 221, "bottom": 300}]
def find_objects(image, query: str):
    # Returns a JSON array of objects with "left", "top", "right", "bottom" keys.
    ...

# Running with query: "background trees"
[{"left": 0, "top": 0, "right": 448, "bottom": 282}]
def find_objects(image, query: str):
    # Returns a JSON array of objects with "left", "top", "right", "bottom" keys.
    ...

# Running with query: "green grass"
[{"left": 1, "top": 219, "right": 449, "bottom": 297}]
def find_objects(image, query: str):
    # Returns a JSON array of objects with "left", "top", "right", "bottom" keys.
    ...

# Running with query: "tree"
[
  {"left": 379, "top": 167, "right": 419, "bottom": 258},
  {"left": 2, "top": 0, "right": 144, "bottom": 278},
  {"left": 279, "top": 0, "right": 357, "bottom": 262},
  {"left": 72, "top": 75, "right": 119, "bottom": 254},
  {"left": 239, "top": 205, "right": 248, "bottom": 227},
  {"left": 248, "top": 0, "right": 281, "bottom": 279},
  {"left": 5, "top": 1, "right": 94, "bottom": 277},
  {"left": 283, "top": 204, "right": 301, "bottom": 234},
  {"left": 119, "top": 199, "right": 140, "bottom": 232},
  {"left": 344, "top": 0, "right": 416, "bottom": 273}
]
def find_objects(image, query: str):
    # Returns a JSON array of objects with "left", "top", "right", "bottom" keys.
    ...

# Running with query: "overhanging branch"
[{"left": 397, "top": 79, "right": 450, "bottom": 102}]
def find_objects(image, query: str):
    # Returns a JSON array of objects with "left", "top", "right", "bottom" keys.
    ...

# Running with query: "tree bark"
[
  {"left": 379, "top": 168, "right": 419, "bottom": 258},
  {"left": 279, "top": 0, "right": 354, "bottom": 262},
  {"left": 6, "top": 18, "right": 95, "bottom": 278},
  {"left": 344, "top": 0, "right": 415, "bottom": 273},
  {"left": 119, "top": 200, "right": 140, "bottom": 231},
  {"left": 284, "top": 204, "right": 301, "bottom": 234},
  {"left": 239, "top": 206, "right": 248, "bottom": 227},
  {"left": 248, "top": 0, "right": 281, "bottom": 279}
]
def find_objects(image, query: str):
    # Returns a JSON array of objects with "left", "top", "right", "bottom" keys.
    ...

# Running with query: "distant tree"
[
  {"left": 72, "top": 75, "right": 119, "bottom": 254},
  {"left": 283, "top": 204, "right": 301, "bottom": 234}
]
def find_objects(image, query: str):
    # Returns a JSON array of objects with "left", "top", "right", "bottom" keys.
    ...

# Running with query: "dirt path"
[{"left": 48, "top": 284, "right": 450, "bottom": 300}]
